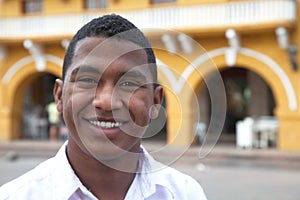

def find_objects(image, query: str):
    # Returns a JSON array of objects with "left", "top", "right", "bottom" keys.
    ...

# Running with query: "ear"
[
  {"left": 150, "top": 85, "right": 164, "bottom": 119},
  {"left": 54, "top": 79, "right": 63, "bottom": 113}
]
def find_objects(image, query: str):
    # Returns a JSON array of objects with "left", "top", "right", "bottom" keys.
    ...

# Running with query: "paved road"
[
  {"left": 174, "top": 156, "right": 300, "bottom": 200},
  {"left": 0, "top": 141, "right": 300, "bottom": 200}
]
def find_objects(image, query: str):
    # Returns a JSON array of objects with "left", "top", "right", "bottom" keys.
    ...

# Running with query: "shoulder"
[
  {"left": 0, "top": 158, "right": 54, "bottom": 200},
  {"left": 146, "top": 157, "right": 207, "bottom": 200},
  {"left": 158, "top": 166, "right": 206, "bottom": 198}
]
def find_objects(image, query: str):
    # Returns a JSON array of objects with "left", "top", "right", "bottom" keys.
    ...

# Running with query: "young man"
[{"left": 0, "top": 14, "right": 207, "bottom": 200}]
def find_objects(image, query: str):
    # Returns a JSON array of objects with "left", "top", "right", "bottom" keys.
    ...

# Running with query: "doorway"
[
  {"left": 20, "top": 73, "right": 58, "bottom": 139},
  {"left": 198, "top": 67, "right": 276, "bottom": 144}
]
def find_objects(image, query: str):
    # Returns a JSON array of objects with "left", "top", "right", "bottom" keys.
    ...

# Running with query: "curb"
[{"left": 0, "top": 140, "right": 300, "bottom": 162}]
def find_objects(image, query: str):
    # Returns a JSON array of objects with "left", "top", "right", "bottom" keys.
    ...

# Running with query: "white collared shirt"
[{"left": 0, "top": 142, "right": 207, "bottom": 200}]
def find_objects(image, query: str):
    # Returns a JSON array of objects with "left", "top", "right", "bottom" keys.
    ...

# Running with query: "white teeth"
[{"left": 89, "top": 120, "right": 122, "bottom": 128}]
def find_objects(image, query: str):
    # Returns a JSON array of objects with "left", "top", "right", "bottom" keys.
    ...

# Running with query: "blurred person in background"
[{"left": 46, "top": 101, "right": 60, "bottom": 140}]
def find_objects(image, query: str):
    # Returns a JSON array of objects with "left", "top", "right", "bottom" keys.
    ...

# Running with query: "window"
[
  {"left": 151, "top": 0, "right": 176, "bottom": 4},
  {"left": 85, "top": 0, "right": 107, "bottom": 9},
  {"left": 22, "top": 0, "right": 43, "bottom": 14}
]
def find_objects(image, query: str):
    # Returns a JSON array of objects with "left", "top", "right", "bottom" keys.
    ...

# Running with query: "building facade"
[{"left": 0, "top": 0, "right": 299, "bottom": 150}]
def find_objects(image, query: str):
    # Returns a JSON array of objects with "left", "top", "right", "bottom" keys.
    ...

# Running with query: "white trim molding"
[
  {"left": 2, "top": 54, "right": 63, "bottom": 84},
  {"left": 157, "top": 47, "right": 297, "bottom": 111},
  {"left": 23, "top": 39, "right": 45, "bottom": 71},
  {"left": 225, "top": 29, "right": 240, "bottom": 66},
  {"left": 0, "top": 0, "right": 296, "bottom": 39}
]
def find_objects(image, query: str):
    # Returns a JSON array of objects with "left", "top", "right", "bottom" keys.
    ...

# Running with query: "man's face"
[{"left": 55, "top": 37, "right": 163, "bottom": 161}]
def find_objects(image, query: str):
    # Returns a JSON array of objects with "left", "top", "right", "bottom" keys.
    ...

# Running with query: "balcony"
[{"left": 0, "top": 0, "right": 296, "bottom": 41}]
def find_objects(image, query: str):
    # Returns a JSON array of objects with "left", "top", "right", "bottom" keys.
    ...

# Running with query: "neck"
[{"left": 66, "top": 139, "right": 141, "bottom": 199}]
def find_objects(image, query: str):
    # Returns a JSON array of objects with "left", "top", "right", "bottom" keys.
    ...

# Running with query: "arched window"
[
  {"left": 151, "top": 0, "right": 176, "bottom": 5},
  {"left": 84, "top": 0, "right": 107, "bottom": 9},
  {"left": 22, "top": 0, "right": 43, "bottom": 14}
]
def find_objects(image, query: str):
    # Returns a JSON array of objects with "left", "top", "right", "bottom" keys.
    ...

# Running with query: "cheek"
[
  {"left": 65, "top": 87, "right": 92, "bottom": 111},
  {"left": 62, "top": 92, "right": 75, "bottom": 132},
  {"left": 62, "top": 88, "right": 90, "bottom": 129},
  {"left": 128, "top": 94, "right": 152, "bottom": 122}
]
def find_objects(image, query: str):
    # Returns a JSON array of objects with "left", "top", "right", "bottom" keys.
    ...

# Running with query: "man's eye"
[
  {"left": 77, "top": 78, "right": 98, "bottom": 84},
  {"left": 75, "top": 77, "right": 98, "bottom": 89},
  {"left": 120, "top": 81, "right": 139, "bottom": 87}
]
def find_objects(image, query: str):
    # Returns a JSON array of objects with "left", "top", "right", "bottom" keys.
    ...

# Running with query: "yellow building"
[{"left": 0, "top": 0, "right": 300, "bottom": 151}]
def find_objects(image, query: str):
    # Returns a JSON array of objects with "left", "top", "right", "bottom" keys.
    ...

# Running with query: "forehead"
[
  {"left": 74, "top": 37, "right": 147, "bottom": 62},
  {"left": 66, "top": 37, "right": 152, "bottom": 79}
]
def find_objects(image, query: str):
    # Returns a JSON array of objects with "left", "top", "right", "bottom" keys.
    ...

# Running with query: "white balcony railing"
[{"left": 0, "top": 0, "right": 296, "bottom": 39}]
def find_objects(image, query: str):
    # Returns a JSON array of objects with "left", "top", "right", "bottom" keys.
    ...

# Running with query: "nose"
[{"left": 93, "top": 84, "right": 122, "bottom": 111}]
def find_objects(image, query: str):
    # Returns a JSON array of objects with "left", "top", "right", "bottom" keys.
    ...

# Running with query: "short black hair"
[{"left": 62, "top": 14, "right": 157, "bottom": 83}]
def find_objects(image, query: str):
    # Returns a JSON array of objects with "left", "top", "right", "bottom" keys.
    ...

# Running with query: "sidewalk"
[
  {"left": 1, "top": 140, "right": 299, "bottom": 200},
  {"left": 0, "top": 140, "right": 63, "bottom": 157},
  {"left": 0, "top": 139, "right": 300, "bottom": 162}
]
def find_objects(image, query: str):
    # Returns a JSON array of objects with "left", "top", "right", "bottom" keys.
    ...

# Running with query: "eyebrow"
[
  {"left": 120, "top": 70, "right": 148, "bottom": 81},
  {"left": 70, "top": 65, "right": 100, "bottom": 77},
  {"left": 70, "top": 65, "right": 149, "bottom": 82}
]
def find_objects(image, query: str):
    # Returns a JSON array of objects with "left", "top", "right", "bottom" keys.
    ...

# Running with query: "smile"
[{"left": 88, "top": 120, "right": 123, "bottom": 129}]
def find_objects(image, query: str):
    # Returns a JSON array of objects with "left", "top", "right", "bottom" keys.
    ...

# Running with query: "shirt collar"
[
  {"left": 51, "top": 141, "right": 97, "bottom": 200},
  {"left": 125, "top": 146, "right": 175, "bottom": 199},
  {"left": 124, "top": 146, "right": 156, "bottom": 199},
  {"left": 51, "top": 142, "right": 174, "bottom": 200}
]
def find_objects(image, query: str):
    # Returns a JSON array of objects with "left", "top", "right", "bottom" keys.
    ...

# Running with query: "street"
[
  {"left": 0, "top": 141, "right": 300, "bottom": 200},
  {"left": 175, "top": 156, "right": 300, "bottom": 200}
]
